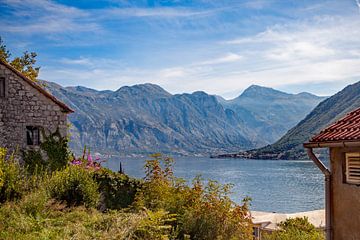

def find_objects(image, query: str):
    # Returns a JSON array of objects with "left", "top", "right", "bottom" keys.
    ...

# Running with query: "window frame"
[
  {"left": 0, "top": 77, "right": 5, "bottom": 98},
  {"left": 26, "top": 126, "right": 40, "bottom": 146}
]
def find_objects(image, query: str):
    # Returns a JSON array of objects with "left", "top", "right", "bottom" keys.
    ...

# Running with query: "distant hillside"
[
  {"left": 221, "top": 85, "right": 325, "bottom": 144},
  {"left": 45, "top": 82, "right": 324, "bottom": 156},
  {"left": 220, "top": 81, "right": 360, "bottom": 160}
]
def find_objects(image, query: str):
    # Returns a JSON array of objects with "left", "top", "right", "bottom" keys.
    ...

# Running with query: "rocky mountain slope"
[
  {"left": 220, "top": 85, "right": 325, "bottom": 144},
  {"left": 45, "top": 82, "right": 324, "bottom": 156},
  {"left": 221, "top": 81, "right": 360, "bottom": 160}
]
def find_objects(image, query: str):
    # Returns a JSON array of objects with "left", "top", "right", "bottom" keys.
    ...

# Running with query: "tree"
[
  {"left": 263, "top": 217, "right": 325, "bottom": 240},
  {"left": 0, "top": 36, "right": 40, "bottom": 82}
]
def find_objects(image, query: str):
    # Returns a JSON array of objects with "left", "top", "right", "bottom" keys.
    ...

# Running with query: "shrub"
[
  {"left": 47, "top": 165, "right": 100, "bottom": 208},
  {"left": 263, "top": 217, "right": 325, "bottom": 240},
  {"left": 133, "top": 153, "right": 253, "bottom": 240},
  {"left": 23, "top": 149, "right": 47, "bottom": 175},
  {"left": 40, "top": 128, "right": 71, "bottom": 171},
  {"left": 180, "top": 178, "right": 252, "bottom": 240},
  {"left": 134, "top": 209, "right": 177, "bottom": 240},
  {"left": 21, "top": 129, "right": 71, "bottom": 174},
  {"left": 0, "top": 148, "right": 26, "bottom": 202},
  {"left": 93, "top": 168, "right": 142, "bottom": 210}
]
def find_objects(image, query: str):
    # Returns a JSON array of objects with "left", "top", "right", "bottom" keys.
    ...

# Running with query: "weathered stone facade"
[{"left": 0, "top": 61, "right": 73, "bottom": 155}]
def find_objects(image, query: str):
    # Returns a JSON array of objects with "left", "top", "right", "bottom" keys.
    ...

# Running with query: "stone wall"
[
  {"left": 0, "top": 64, "right": 68, "bottom": 155},
  {"left": 330, "top": 147, "right": 360, "bottom": 240}
]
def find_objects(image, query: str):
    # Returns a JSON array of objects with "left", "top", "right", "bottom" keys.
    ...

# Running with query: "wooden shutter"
[{"left": 345, "top": 153, "right": 360, "bottom": 184}]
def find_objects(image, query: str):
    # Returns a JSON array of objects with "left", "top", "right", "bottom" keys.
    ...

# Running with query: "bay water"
[{"left": 103, "top": 157, "right": 325, "bottom": 213}]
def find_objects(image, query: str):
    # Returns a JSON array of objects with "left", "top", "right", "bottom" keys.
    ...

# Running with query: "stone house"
[
  {"left": 304, "top": 107, "right": 360, "bottom": 240},
  {"left": 0, "top": 59, "right": 73, "bottom": 155}
]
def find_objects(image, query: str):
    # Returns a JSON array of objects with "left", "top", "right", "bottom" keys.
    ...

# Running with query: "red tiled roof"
[
  {"left": 310, "top": 108, "right": 360, "bottom": 143},
  {"left": 0, "top": 59, "right": 74, "bottom": 113}
]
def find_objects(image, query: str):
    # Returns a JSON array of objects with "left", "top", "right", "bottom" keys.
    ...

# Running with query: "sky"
[{"left": 1, "top": 0, "right": 360, "bottom": 99}]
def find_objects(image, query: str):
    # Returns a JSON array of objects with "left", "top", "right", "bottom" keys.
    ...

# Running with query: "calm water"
[{"left": 103, "top": 157, "right": 325, "bottom": 213}]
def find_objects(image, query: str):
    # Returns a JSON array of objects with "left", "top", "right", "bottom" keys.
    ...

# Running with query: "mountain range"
[
  {"left": 221, "top": 81, "right": 360, "bottom": 160},
  {"left": 45, "top": 82, "right": 324, "bottom": 156}
]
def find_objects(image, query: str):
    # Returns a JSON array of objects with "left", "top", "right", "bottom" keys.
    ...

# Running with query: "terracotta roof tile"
[
  {"left": 0, "top": 59, "right": 73, "bottom": 113},
  {"left": 310, "top": 108, "right": 360, "bottom": 143}
]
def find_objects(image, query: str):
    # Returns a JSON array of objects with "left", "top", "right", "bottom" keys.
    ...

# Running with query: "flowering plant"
[{"left": 70, "top": 147, "right": 105, "bottom": 171}]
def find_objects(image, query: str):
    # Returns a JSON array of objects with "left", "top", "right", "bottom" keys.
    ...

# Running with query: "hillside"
[
  {"left": 45, "top": 82, "right": 324, "bottom": 156},
  {"left": 221, "top": 85, "right": 325, "bottom": 144},
  {"left": 221, "top": 81, "right": 360, "bottom": 160}
]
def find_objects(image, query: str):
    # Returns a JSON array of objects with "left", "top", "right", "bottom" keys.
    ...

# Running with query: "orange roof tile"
[{"left": 310, "top": 108, "right": 360, "bottom": 143}]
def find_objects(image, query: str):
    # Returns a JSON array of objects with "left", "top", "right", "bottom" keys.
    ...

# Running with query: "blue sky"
[{"left": 1, "top": 0, "right": 360, "bottom": 98}]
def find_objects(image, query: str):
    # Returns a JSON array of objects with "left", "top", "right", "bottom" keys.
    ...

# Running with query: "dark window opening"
[
  {"left": 0, "top": 77, "right": 5, "bottom": 98},
  {"left": 26, "top": 126, "right": 40, "bottom": 145}
]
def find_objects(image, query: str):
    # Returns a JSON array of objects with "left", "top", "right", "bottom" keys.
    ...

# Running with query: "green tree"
[
  {"left": 263, "top": 217, "right": 325, "bottom": 240},
  {"left": 0, "top": 36, "right": 40, "bottom": 82}
]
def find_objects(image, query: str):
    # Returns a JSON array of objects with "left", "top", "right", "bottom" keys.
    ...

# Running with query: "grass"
[{"left": 0, "top": 198, "right": 146, "bottom": 240}]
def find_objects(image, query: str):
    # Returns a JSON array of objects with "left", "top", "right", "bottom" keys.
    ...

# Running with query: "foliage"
[
  {"left": 0, "top": 148, "right": 25, "bottom": 202},
  {"left": 46, "top": 165, "right": 100, "bottom": 208},
  {"left": 0, "top": 148, "right": 44, "bottom": 203},
  {"left": 0, "top": 37, "right": 10, "bottom": 62},
  {"left": 134, "top": 209, "right": 177, "bottom": 240},
  {"left": 40, "top": 128, "right": 71, "bottom": 171},
  {"left": 70, "top": 146, "right": 104, "bottom": 171},
  {"left": 180, "top": 178, "right": 252, "bottom": 240},
  {"left": 22, "top": 128, "right": 71, "bottom": 174},
  {"left": 23, "top": 149, "right": 47, "bottom": 175},
  {"left": 263, "top": 217, "right": 325, "bottom": 240},
  {"left": 0, "top": 36, "right": 40, "bottom": 82},
  {"left": 93, "top": 168, "right": 142, "bottom": 210},
  {"left": 0, "top": 199, "right": 177, "bottom": 240},
  {"left": 134, "top": 153, "right": 253, "bottom": 240},
  {"left": 0, "top": 149, "right": 254, "bottom": 239}
]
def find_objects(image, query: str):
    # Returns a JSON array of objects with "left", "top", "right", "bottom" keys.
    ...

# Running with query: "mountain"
[
  {"left": 46, "top": 82, "right": 254, "bottom": 156},
  {"left": 220, "top": 85, "right": 326, "bottom": 144},
  {"left": 45, "top": 82, "right": 324, "bottom": 156},
  {"left": 223, "top": 81, "right": 360, "bottom": 160}
]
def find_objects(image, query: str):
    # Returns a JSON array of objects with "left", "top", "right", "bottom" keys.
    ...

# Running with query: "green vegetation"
[
  {"left": 0, "top": 146, "right": 253, "bottom": 239},
  {"left": 0, "top": 36, "right": 40, "bottom": 82},
  {"left": 263, "top": 217, "right": 325, "bottom": 240},
  {"left": 0, "top": 143, "right": 324, "bottom": 239}
]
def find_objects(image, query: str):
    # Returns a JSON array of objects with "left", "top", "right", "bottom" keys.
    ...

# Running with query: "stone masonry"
[{"left": 0, "top": 60, "right": 73, "bottom": 155}]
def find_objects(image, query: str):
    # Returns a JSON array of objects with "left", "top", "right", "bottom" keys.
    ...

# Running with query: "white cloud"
[
  {"left": 197, "top": 53, "right": 243, "bottom": 65},
  {"left": 103, "top": 7, "right": 214, "bottom": 18},
  {"left": 1, "top": 0, "right": 99, "bottom": 34},
  {"left": 60, "top": 57, "right": 93, "bottom": 66}
]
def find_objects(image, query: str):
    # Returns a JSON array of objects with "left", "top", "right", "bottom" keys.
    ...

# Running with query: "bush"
[
  {"left": 133, "top": 153, "right": 253, "bottom": 240},
  {"left": 180, "top": 178, "right": 252, "bottom": 240},
  {"left": 0, "top": 148, "right": 26, "bottom": 202},
  {"left": 23, "top": 149, "right": 47, "bottom": 175},
  {"left": 40, "top": 128, "right": 71, "bottom": 171},
  {"left": 134, "top": 209, "right": 177, "bottom": 240},
  {"left": 21, "top": 129, "right": 71, "bottom": 174},
  {"left": 47, "top": 165, "right": 100, "bottom": 208},
  {"left": 263, "top": 217, "right": 325, "bottom": 240},
  {"left": 93, "top": 168, "right": 142, "bottom": 210}
]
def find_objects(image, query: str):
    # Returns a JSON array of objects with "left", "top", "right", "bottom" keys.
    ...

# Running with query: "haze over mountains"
[
  {"left": 227, "top": 81, "right": 360, "bottom": 160},
  {"left": 45, "top": 82, "right": 324, "bottom": 156}
]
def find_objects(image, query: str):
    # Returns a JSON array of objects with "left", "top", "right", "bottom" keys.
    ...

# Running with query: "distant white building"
[{"left": 251, "top": 209, "right": 325, "bottom": 240}]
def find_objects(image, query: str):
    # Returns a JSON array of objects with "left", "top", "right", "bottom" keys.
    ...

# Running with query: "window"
[
  {"left": 345, "top": 153, "right": 360, "bottom": 184},
  {"left": 0, "top": 77, "right": 5, "bottom": 98},
  {"left": 26, "top": 126, "right": 40, "bottom": 146}
]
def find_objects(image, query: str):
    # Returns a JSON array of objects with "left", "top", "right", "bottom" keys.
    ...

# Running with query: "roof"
[
  {"left": 251, "top": 209, "right": 325, "bottom": 231},
  {"left": 309, "top": 107, "right": 360, "bottom": 144},
  {"left": 0, "top": 59, "right": 73, "bottom": 113}
]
